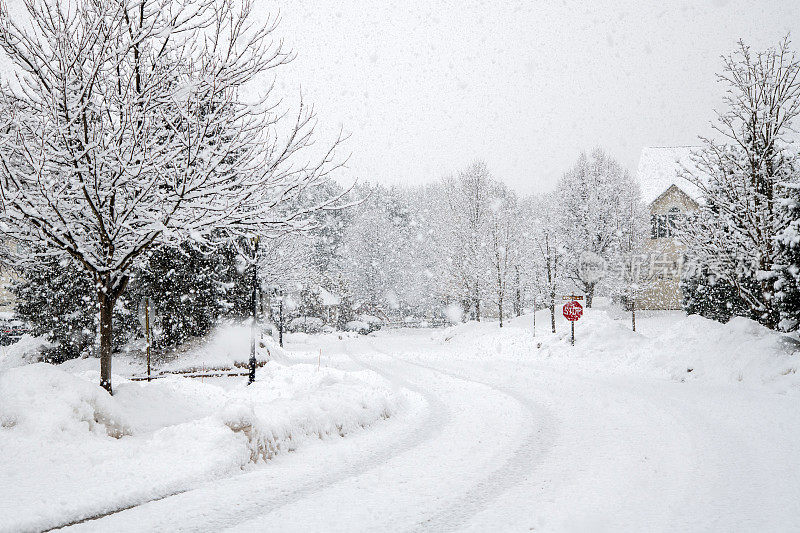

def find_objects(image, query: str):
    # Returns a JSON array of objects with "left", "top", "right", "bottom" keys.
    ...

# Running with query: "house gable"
[{"left": 649, "top": 184, "right": 700, "bottom": 215}]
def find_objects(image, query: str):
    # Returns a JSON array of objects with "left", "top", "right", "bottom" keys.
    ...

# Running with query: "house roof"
[
  {"left": 637, "top": 146, "right": 703, "bottom": 206},
  {"left": 649, "top": 183, "right": 700, "bottom": 209}
]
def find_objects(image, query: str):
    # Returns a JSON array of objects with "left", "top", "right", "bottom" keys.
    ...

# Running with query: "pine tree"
[
  {"left": 128, "top": 244, "right": 228, "bottom": 349},
  {"left": 680, "top": 267, "right": 751, "bottom": 323},
  {"left": 774, "top": 183, "right": 800, "bottom": 331},
  {"left": 12, "top": 255, "right": 137, "bottom": 362}
]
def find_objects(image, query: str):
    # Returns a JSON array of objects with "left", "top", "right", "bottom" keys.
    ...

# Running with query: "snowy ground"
[
  {"left": 0, "top": 329, "right": 409, "bottom": 533},
  {"left": 2, "top": 309, "right": 799, "bottom": 532}
]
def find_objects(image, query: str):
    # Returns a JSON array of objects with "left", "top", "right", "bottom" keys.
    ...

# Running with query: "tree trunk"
[
  {"left": 98, "top": 284, "right": 115, "bottom": 395},
  {"left": 550, "top": 289, "right": 556, "bottom": 333},
  {"left": 498, "top": 296, "right": 503, "bottom": 328},
  {"left": 265, "top": 291, "right": 274, "bottom": 323},
  {"left": 278, "top": 297, "right": 284, "bottom": 348},
  {"left": 585, "top": 283, "right": 595, "bottom": 308},
  {"left": 97, "top": 274, "right": 128, "bottom": 395},
  {"left": 474, "top": 281, "right": 481, "bottom": 322}
]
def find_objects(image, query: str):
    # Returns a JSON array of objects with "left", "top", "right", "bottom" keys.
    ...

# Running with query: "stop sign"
[{"left": 563, "top": 301, "right": 583, "bottom": 321}]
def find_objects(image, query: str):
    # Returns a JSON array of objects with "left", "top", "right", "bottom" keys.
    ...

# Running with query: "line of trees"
[
  {"left": 317, "top": 153, "right": 644, "bottom": 329},
  {"left": 6, "top": 3, "right": 796, "bottom": 395},
  {"left": 318, "top": 39, "right": 800, "bottom": 335},
  {"left": 8, "top": 142, "right": 644, "bottom": 375}
]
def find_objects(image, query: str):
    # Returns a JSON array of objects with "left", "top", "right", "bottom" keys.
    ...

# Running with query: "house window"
[
  {"left": 650, "top": 207, "right": 683, "bottom": 239},
  {"left": 667, "top": 207, "right": 684, "bottom": 236}
]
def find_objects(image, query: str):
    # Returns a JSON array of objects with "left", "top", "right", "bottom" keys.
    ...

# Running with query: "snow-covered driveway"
[{"left": 62, "top": 317, "right": 800, "bottom": 532}]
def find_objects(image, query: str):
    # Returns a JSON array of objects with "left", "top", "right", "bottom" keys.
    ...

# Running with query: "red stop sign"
[{"left": 563, "top": 301, "right": 583, "bottom": 321}]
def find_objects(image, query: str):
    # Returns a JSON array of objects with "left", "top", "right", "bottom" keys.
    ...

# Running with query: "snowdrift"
[
  {"left": 157, "top": 323, "right": 291, "bottom": 373},
  {"left": 0, "top": 361, "right": 404, "bottom": 533},
  {"left": 437, "top": 310, "right": 800, "bottom": 391},
  {"left": 0, "top": 334, "right": 50, "bottom": 372}
]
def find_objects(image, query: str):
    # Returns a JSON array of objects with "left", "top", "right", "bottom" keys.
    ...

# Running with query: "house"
[
  {"left": 0, "top": 270, "right": 15, "bottom": 313},
  {"left": 0, "top": 240, "right": 20, "bottom": 314},
  {"left": 636, "top": 146, "right": 701, "bottom": 310}
]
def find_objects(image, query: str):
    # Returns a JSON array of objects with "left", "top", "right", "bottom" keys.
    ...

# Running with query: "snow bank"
[
  {"left": 646, "top": 314, "right": 800, "bottom": 388},
  {"left": 159, "top": 322, "right": 290, "bottom": 373},
  {"left": 0, "top": 334, "right": 49, "bottom": 372},
  {"left": 436, "top": 310, "right": 800, "bottom": 391},
  {"left": 0, "top": 361, "right": 403, "bottom": 532},
  {"left": 346, "top": 320, "right": 370, "bottom": 333}
]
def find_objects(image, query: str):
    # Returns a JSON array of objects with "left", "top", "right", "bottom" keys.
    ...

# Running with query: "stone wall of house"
[
  {"left": 638, "top": 239, "right": 685, "bottom": 310},
  {"left": 637, "top": 186, "right": 699, "bottom": 310}
]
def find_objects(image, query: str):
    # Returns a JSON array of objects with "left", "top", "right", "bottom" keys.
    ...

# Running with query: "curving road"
[{"left": 63, "top": 330, "right": 800, "bottom": 532}]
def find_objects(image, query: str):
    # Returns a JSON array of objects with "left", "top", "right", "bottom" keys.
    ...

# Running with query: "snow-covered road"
[{"left": 61, "top": 322, "right": 800, "bottom": 532}]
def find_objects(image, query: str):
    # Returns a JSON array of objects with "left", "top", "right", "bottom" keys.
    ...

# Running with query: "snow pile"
[
  {"left": 219, "top": 363, "right": 397, "bottom": 461},
  {"left": 346, "top": 320, "right": 370, "bottom": 333},
  {"left": 538, "top": 311, "right": 800, "bottom": 390},
  {"left": 646, "top": 315, "right": 800, "bottom": 388},
  {"left": 159, "top": 322, "right": 290, "bottom": 373},
  {"left": 436, "top": 310, "right": 800, "bottom": 391},
  {"left": 58, "top": 353, "right": 145, "bottom": 377},
  {"left": 0, "top": 361, "right": 403, "bottom": 532},
  {"left": 0, "top": 334, "right": 50, "bottom": 372}
]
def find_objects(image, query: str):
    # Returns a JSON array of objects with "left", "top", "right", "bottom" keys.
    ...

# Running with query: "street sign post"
[
  {"left": 562, "top": 297, "right": 583, "bottom": 346},
  {"left": 249, "top": 236, "right": 260, "bottom": 385},
  {"left": 137, "top": 298, "right": 156, "bottom": 381}
]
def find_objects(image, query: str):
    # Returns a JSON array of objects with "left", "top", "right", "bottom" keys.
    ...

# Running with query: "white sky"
[
  {"left": 264, "top": 0, "right": 799, "bottom": 193},
  {"left": 0, "top": 0, "right": 796, "bottom": 194}
]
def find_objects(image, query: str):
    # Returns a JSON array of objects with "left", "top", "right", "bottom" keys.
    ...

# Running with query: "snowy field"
[{"left": 1, "top": 308, "right": 799, "bottom": 532}]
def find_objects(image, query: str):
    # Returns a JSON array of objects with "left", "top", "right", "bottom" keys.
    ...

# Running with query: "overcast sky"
[
  {"left": 263, "top": 0, "right": 799, "bottom": 194},
  {"left": 1, "top": 0, "right": 796, "bottom": 194}
]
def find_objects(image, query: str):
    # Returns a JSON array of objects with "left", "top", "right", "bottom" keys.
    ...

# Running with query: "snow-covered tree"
[
  {"left": 336, "top": 185, "right": 409, "bottom": 314},
  {"left": 485, "top": 183, "right": 520, "bottom": 327},
  {"left": 0, "top": 0, "right": 345, "bottom": 393},
  {"left": 13, "top": 254, "right": 104, "bottom": 362},
  {"left": 615, "top": 193, "right": 655, "bottom": 330},
  {"left": 439, "top": 161, "right": 495, "bottom": 321},
  {"left": 681, "top": 38, "right": 800, "bottom": 329},
  {"left": 128, "top": 243, "right": 228, "bottom": 349},
  {"left": 556, "top": 149, "right": 642, "bottom": 307},
  {"left": 524, "top": 192, "right": 565, "bottom": 332},
  {"left": 775, "top": 183, "right": 800, "bottom": 330}
]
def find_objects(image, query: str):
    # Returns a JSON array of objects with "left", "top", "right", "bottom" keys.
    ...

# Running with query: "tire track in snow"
[
  {"left": 363, "top": 341, "right": 559, "bottom": 532},
  {"left": 61, "top": 340, "right": 451, "bottom": 532}
]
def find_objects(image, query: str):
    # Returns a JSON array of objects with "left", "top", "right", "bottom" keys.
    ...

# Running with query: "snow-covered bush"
[
  {"left": 0, "top": 335, "right": 53, "bottom": 373},
  {"left": 345, "top": 320, "right": 370, "bottom": 334},
  {"left": 354, "top": 314, "right": 383, "bottom": 333},
  {"left": 158, "top": 323, "right": 288, "bottom": 373},
  {"left": 287, "top": 317, "right": 325, "bottom": 334}
]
